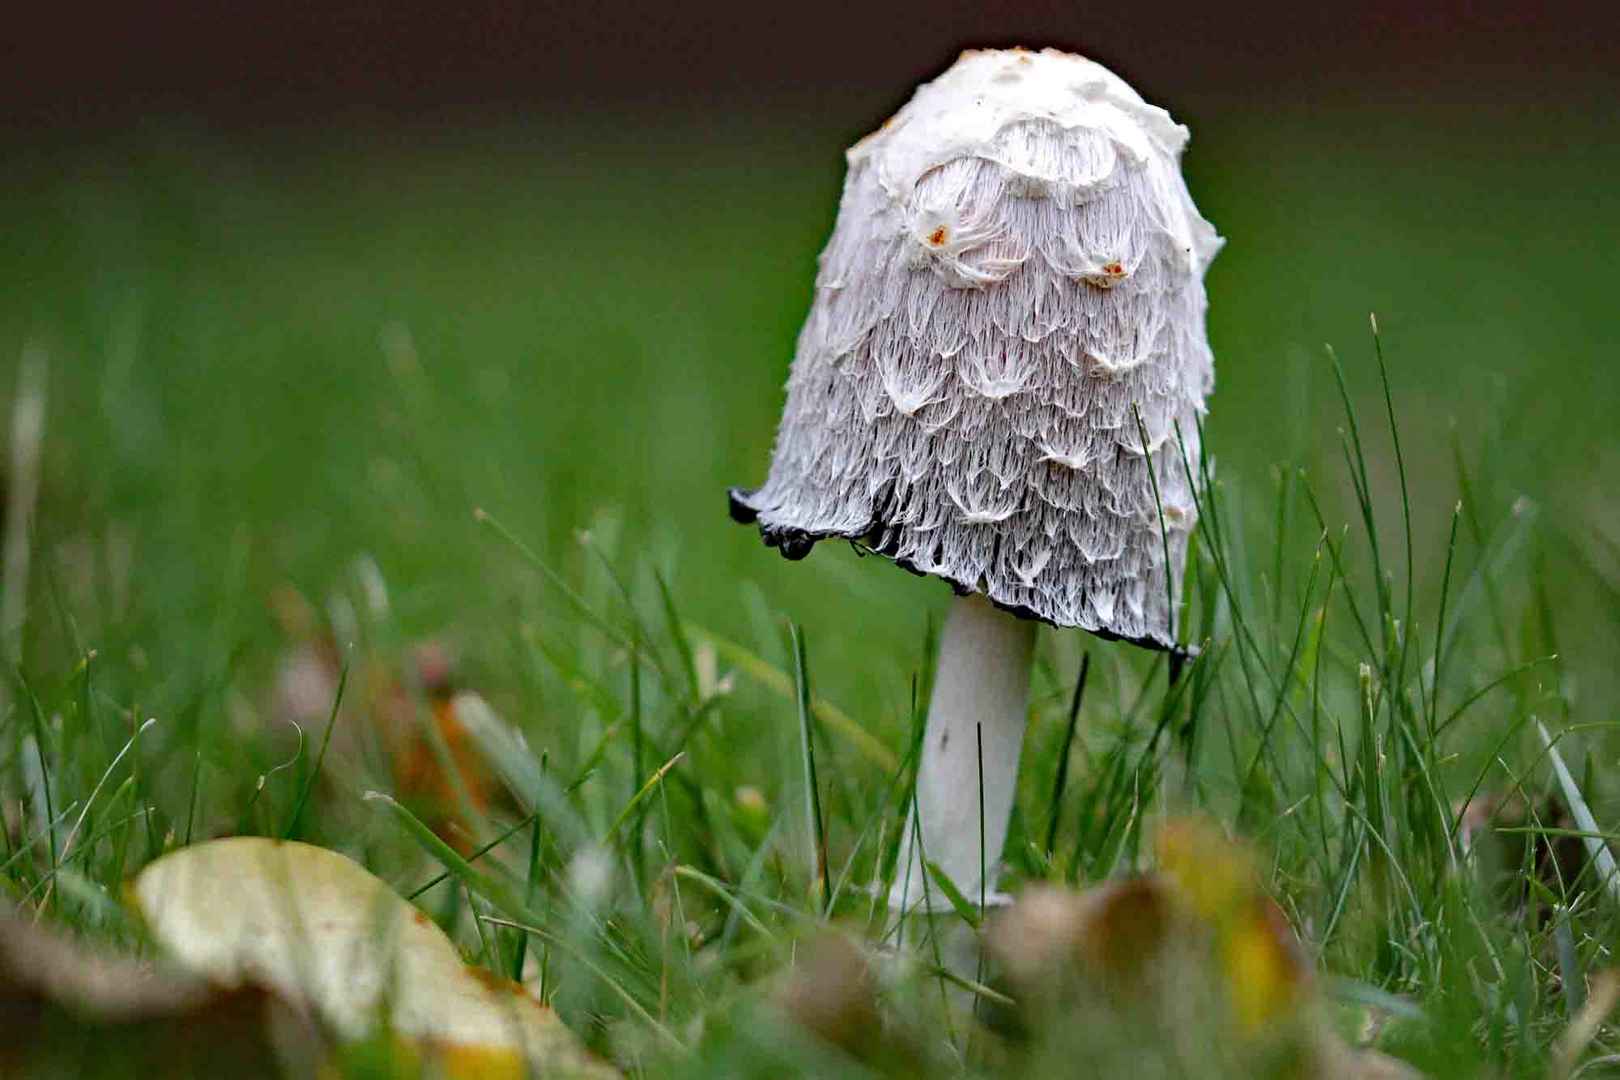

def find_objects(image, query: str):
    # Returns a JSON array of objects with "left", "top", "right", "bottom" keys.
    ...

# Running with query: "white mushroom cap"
[{"left": 731, "top": 48, "right": 1221, "bottom": 649}]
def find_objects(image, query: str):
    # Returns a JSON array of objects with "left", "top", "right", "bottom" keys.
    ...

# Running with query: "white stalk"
[{"left": 891, "top": 593, "right": 1036, "bottom": 913}]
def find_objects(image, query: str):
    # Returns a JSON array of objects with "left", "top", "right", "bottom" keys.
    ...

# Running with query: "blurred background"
[{"left": 2, "top": 0, "right": 1617, "bottom": 744}]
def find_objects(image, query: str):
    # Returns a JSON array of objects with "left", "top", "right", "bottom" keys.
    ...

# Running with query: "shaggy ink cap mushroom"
[
  {"left": 731, "top": 47, "right": 1220, "bottom": 651},
  {"left": 729, "top": 48, "right": 1221, "bottom": 909}
]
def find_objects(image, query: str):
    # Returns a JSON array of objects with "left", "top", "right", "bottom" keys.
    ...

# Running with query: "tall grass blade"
[
  {"left": 1044, "top": 653, "right": 1090, "bottom": 857},
  {"left": 791, "top": 624, "right": 832, "bottom": 914},
  {"left": 282, "top": 659, "right": 348, "bottom": 840},
  {"left": 1537, "top": 721, "right": 1620, "bottom": 905}
]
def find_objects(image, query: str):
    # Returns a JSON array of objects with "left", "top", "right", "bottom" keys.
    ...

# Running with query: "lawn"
[{"left": 2, "top": 103, "right": 1619, "bottom": 1075}]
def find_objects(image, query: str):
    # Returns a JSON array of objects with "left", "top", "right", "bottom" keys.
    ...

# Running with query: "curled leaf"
[{"left": 131, "top": 837, "right": 616, "bottom": 1078}]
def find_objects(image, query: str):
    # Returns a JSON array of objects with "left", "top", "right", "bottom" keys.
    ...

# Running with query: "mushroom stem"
[{"left": 892, "top": 593, "right": 1036, "bottom": 913}]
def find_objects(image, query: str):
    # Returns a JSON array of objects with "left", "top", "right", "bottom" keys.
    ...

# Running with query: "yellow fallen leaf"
[
  {"left": 1221, "top": 895, "right": 1309, "bottom": 1034},
  {"left": 1158, "top": 816, "right": 1309, "bottom": 1033},
  {"left": 131, "top": 837, "right": 616, "bottom": 1078},
  {"left": 1157, "top": 816, "right": 1255, "bottom": 925}
]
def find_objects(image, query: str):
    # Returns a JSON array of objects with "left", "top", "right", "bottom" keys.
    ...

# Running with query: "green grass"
[{"left": 3, "top": 106, "right": 1620, "bottom": 1075}]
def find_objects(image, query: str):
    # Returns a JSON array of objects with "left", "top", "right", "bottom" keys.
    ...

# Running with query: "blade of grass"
[
  {"left": 1537, "top": 721, "right": 1620, "bottom": 905},
  {"left": 791, "top": 624, "right": 832, "bottom": 915},
  {"left": 282, "top": 659, "right": 348, "bottom": 839},
  {"left": 510, "top": 763, "right": 548, "bottom": 980},
  {"left": 673, "top": 864, "right": 775, "bottom": 941},
  {"left": 654, "top": 568, "right": 700, "bottom": 708},
  {"left": 605, "top": 752, "right": 687, "bottom": 841},
  {"left": 1370, "top": 313, "right": 1417, "bottom": 711},
  {"left": 924, "top": 860, "right": 981, "bottom": 930},
  {"left": 17, "top": 671, "right": 58, "bottom": 872},
  {"left": 406, "top": 811, "right": 540, "bottom": 901},
  {"left": 475, "top": 508, "right": 642, "bottom": 658},
  {"left": 366, "top": 790, "right": 540, "bottom": 922},
  {"left": 1044, "top": 652, "right": 1090, "bottom": 858},
  {"left": 1429, "top": 502, "right": 1463, "bottom": 737},
  {"left": 695, "top": 624, "right": 896, "bottom": 771},
  {"left": 479, "top": 915, "right": 685, "bottom": 1054}
]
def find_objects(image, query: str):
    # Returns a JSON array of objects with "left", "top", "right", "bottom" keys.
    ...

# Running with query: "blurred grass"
[{"left": 2, "top": 104, "right": 1620, "bottom": 1074}]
